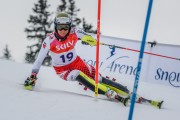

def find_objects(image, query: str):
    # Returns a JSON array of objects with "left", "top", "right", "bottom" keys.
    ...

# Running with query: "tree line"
[
  {"left": 24, "top": 0, "right": 97, "bottom": 66},
  {"left": 1, "top": 0, "right": 96, "bottom": 64}
]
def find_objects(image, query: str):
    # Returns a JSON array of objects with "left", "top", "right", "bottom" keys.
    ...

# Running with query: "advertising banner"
[{"left": 76, "top": 35, "right": 180, "bottom": 88}]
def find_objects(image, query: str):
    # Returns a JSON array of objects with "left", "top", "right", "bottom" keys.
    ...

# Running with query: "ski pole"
[{"left": 100, "top": 43, "right": 180, "bottom": 61}]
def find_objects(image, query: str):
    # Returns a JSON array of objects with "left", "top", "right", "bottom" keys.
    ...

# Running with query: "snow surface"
[{"left": 0, "top": 60, "right": 180, "bottom": 120}]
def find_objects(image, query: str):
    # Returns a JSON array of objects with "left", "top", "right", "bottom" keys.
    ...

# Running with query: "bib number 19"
[{"left": 60, "top": 52, "right": 74, "bottom": 63}]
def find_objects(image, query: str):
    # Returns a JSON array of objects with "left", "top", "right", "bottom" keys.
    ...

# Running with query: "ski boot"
[{"left": 105, "top": 89, "right": 129, "bottom": 106}]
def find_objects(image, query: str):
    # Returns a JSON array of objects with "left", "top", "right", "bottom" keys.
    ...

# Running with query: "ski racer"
[{"left": 24, "top": 12, "right": 163, "bottom": 108}]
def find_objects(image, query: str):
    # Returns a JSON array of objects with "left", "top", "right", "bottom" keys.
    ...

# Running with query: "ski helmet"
[{"left": 54, "top": 12, "right": 72, "bottom": 40}]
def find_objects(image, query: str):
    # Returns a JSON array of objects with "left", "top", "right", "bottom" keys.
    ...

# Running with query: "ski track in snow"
[{"left": 0, "top": 60, "right": 180, "bottom": 120}]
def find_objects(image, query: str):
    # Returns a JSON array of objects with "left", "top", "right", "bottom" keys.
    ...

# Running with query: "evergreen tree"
[
  {"left": 82, "top": 18, "right": 97, "bottom": 34},
  {"left": 57, "top": 0, "right": 67, "bottom": 12},
  {"left": 2, "top": 44, "right": 12, "bottom": 60},
  {"left": 66, "top": 0, "right": 81, "bottom": 27},
  {"left": 57, "top": 0, "right": 97, "bottom": 33},
  {"left": 25, "top": 0, "right": 52, "bottom": 66},
  {"left": 57, "top": 0, "right": 81, "bottom": 27}
]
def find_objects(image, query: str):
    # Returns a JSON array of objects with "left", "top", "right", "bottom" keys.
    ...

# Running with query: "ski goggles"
[
  {"left": 57, "top": 24, "right": 70, "bottom": 31},
  {"left": 55, "top": 17, "right": 71, "bottom": 24}
]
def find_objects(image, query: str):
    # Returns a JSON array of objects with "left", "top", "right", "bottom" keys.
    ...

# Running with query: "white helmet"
[{"left": 54, "top": 12, "right": 72, "bottom": 30}]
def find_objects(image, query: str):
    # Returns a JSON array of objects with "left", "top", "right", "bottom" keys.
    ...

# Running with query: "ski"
[
  {"left": 136, "top": 96, "right": 164, "bottom": 109},
  {"left": 20, "top": 83, "right": 164, "bottom": 108},
  {"left": 150, "top": 100, "right": 164, "bottom": 109}
]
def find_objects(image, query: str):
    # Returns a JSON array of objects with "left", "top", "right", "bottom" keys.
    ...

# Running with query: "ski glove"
[
  {"left": 81, "top": 35, "right": 97, "bottom": 46},
  {"left": 24, "top": 73, "right": 37, "bottom": 87}
]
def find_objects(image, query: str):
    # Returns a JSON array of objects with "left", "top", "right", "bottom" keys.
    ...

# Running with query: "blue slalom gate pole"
[{"left": 128, "top": 0, "right": 153, "bottom": 120}]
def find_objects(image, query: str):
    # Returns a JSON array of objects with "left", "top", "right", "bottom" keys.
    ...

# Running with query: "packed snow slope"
[{"left": 0, "top": 60, "right": 180, "bottom": 120}]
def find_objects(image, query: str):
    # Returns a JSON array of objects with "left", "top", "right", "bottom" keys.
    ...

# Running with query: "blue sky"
[{"left": 0, "top": 0, "right": 180, "bottom": 62}]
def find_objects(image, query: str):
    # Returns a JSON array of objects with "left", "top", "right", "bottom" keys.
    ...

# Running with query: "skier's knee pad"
[
  {"left": 101, "top": 77, "right": 130, "bottom": 96},
  {"left": 66, "top": 70, "right": 81, "bottom": 81}
]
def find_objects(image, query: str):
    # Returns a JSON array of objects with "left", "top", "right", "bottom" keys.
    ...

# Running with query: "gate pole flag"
[
  {"left": 95, "top": 0, "right": 101, "bottom": 97},
  {"left": 128, "top": 0, "right": 153, "bottom": 120}
]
